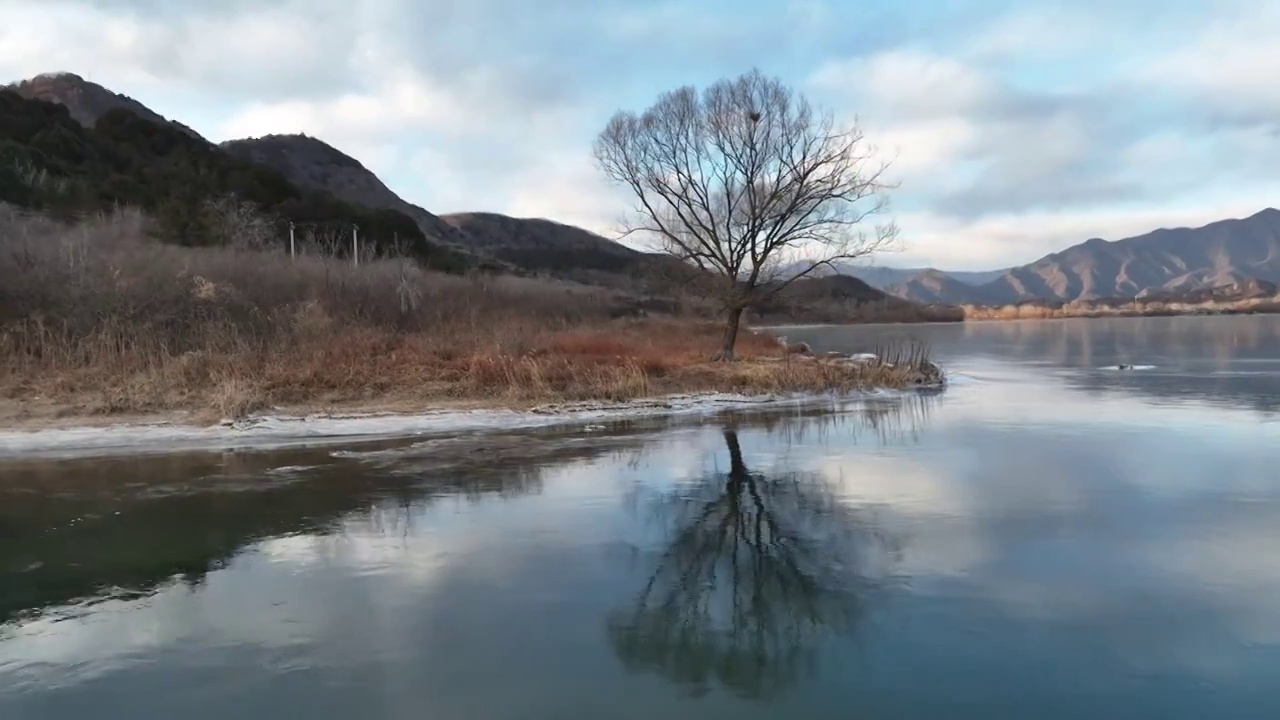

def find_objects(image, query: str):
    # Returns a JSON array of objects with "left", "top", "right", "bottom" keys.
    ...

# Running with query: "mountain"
[
  {"left": 837, "top": 265, "right": 1007, "bottom": 290},
  {"left": 219, "top": 134, "right": 657, "bottom": 279},
  {"left": 6, "top": 72, "right": 204, "bottom": 140},
  {"left": 841, "top": 210, "right": 1280, "bottom": 306},
  {"left": 0, "top": 87, "right": 465, "bottom": 271},
  {"left": 973, "top": 209, "right": 1280, "bottom": 304},
  {"left": 887, "top": 269, "right": 1005, "bottom": 305},
  {"left": 441, "top": 212, "right": 644, "bottom": 272},
  {"left": 220, "top": 134, "right": 472, "bottom": 248}
]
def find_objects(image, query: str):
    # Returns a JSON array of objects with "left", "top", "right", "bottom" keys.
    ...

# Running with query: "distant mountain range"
[
  {"left": 981, "top": 210, "right": 1280, "bottom": 303},
  {"left": 834, "top": 265, "right": 1008, "bottom": 290},
  {"left": 7, "top": 71, "right": 1280, "bottom": 309},
  {"left": 845, "top": 211, "right": 1280, "bottom": 305}
]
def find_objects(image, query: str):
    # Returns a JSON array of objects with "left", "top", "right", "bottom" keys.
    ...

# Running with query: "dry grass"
[{"left": 1, "top": 208, "right": 938, "bottom": 422}]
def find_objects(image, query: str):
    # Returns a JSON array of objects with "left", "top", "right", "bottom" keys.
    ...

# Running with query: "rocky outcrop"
[{"left": 8, "top": 72, "right": 203, "bottom": 140}]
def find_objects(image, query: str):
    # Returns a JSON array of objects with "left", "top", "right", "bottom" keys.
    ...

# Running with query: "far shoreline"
[
  {"left": 963, "top": 308, "right": 1280, "bottom": 321},
  {"left": 960, "top": 292, "right": 1280, "bottom": 321}
]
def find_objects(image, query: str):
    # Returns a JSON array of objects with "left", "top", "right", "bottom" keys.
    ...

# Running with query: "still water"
[{"left": 3, "top": 316, "right": 1280, "bottom": 718}]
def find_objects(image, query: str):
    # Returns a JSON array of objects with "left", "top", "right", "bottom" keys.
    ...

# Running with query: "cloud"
[
  {"left": 891, "top": 198, "right": 1280, "bottom": 270},
  {"left": 803, "top": 2, "right": 1280, "bottom": 267},
  {"left": 1136, "top": 2, "right": 1280, "bottom": 128},
  {"left": 217, "top": 67, "right": 471, "bottom": 143},
  {"left": 2, "top": 0, "right": 1277, "bottom": 269}
]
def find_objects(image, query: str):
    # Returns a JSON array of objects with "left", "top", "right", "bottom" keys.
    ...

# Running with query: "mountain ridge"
[
  {"left": 968, "top": 208, "right": 1280, "bottom": 304},
  {"left": 219, "top": 134, "right": 475, "bottom": 249},
  {"left": 833, "top": 210, "right": 1280, "bottom": 305},
  {"left": 7, "top": 72, "right": 205, "bottom": 141},
  {"left": 10, "top": 71, "right": 1276, "bottom": 312}
]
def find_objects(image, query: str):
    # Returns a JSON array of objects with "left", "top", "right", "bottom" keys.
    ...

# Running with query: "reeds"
[{"left": 1, "top": 208, "right": 940, "bottom": 420}]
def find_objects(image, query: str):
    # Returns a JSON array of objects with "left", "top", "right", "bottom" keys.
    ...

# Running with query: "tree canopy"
[{"left": 594, "top": 68, "right": 896, "bottom": 358}]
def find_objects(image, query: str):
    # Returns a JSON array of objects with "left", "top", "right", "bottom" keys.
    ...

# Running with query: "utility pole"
[
  {"left": 352, "top": 225, "right": 359, "bottom": 267},
  {"left": 289, "top": 221, "right": 296, "bottom": 259}
]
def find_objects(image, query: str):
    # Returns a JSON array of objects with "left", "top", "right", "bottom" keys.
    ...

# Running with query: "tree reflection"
[{"left": 608, "top": 425, "right": 903, "bottom": 699}]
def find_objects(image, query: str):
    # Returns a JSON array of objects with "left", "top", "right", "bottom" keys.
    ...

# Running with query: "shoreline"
[
  {"left": 961, "top": 297, "right": 1280, "bottom": 321},
  {"left": 0, "top": 388, "right": 928, "bottom": 461},
  {"left": 2, "top": 330, "right": 947, "bottom": 460}
]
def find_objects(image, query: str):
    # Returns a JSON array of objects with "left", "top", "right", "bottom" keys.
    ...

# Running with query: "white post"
[
  {"left": 352, "top": 225, "right": 359, "bottom": 267},
  {"left": 289, "top": 221, "right": 295, "bottom": 259}
]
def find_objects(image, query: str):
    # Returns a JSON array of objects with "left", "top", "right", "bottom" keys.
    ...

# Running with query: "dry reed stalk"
[{"left": 1, "top": 210, "right": 942, "bottom": 419}]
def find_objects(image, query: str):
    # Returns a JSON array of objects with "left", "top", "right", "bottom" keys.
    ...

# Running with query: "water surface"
[{"left": 3, "top": 316, "right": 1280, "bottom": 718}]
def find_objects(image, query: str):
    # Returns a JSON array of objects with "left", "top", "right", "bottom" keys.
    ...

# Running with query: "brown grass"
[{"left": 0, "top": 207, "right": 937, "bottom": 422}]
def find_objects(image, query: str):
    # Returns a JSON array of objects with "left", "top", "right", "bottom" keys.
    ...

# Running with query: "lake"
[{"left": 3, "top": 315, "right": 1280, "bottom": 719}]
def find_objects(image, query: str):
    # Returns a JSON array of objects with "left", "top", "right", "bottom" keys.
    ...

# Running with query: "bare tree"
[
  {"left": 593, "top": 68, "right": 897, "bottom": 359},
  {"left": 201, "top": 195, "right": 276, "bottom": 251}
]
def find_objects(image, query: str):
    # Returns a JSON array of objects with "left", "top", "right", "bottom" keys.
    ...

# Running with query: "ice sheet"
[{"left": 0, "top": 391, "right": 880, "bottom": 460}]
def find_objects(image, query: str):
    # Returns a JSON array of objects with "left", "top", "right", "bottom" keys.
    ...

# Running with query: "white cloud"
[
  {"left": 871, "top": 117, "right": 977, "bottom": 178},
  {"left": 501, "top": 154, "right": 631, "bottom": 234},
  {"left": 218, "top": 67, "right": 468, "bottom": 143},
  {"left": 812, "top": 50, "right": 997, "bottom": 121},
  {"left": 962, "top": 7, "right": 1112, "bottom": 62},
  {"left": 891, "top": 187, "right": 1280, "bottom": 270},
  {"left": 0, "top": 3, "right": 157, "bottom": 89},
  {"left": 1137, "top": 3, "right": 1280, "bottom": 118},
  {"left": 4, "top": 0, "right": 1278, "bottom": 270}
]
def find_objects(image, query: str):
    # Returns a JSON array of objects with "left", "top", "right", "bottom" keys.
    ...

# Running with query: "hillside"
[
  {"left": 220, "top": 134, "right": 473, "bottom": 248},
  {"left": 0, "top": 87, "right": 465, "bottom": 271},
  {"left": 970, "top": 209, "right": 1280, "bottom": 303},
  {"left": 441, "top": 212, "right": 645, "bottom": 272},
  {"left": 750, "top": 274, "right": 963, "bottom": 324},
  {"left": 887, "top": 269, "right": 1006, "bottom": 305},
  {"left": 218, "top": 134, "right": 666, "bottom": 282},
  {"left": 837, "top": 265, "right": 1007, "bottom": 291}
]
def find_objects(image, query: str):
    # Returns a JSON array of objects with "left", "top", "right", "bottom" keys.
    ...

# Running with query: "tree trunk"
[
  {"left": 714, "top": 307, "right": 745, "bottom": 361},
  {"left": 724, "top": 429, "right": 747, "bottom": 480}
]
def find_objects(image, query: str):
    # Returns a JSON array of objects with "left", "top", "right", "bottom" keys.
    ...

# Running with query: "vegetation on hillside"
[{"left": 0, "top": 89, "right": 467, "bottom": 272}]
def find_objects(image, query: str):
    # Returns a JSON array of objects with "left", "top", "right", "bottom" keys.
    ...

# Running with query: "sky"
[{"left": 2, "top": 0, "right": 1279, "bottom": 270}]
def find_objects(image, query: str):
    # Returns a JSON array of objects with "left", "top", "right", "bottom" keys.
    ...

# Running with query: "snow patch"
[{"left": 0, "top": 391, "right": 878, "bottom": 461}]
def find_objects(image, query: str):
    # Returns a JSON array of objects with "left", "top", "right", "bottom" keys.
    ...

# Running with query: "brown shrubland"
[{"left": 0, "top": 208, "right": 939, "bottom": 421}]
